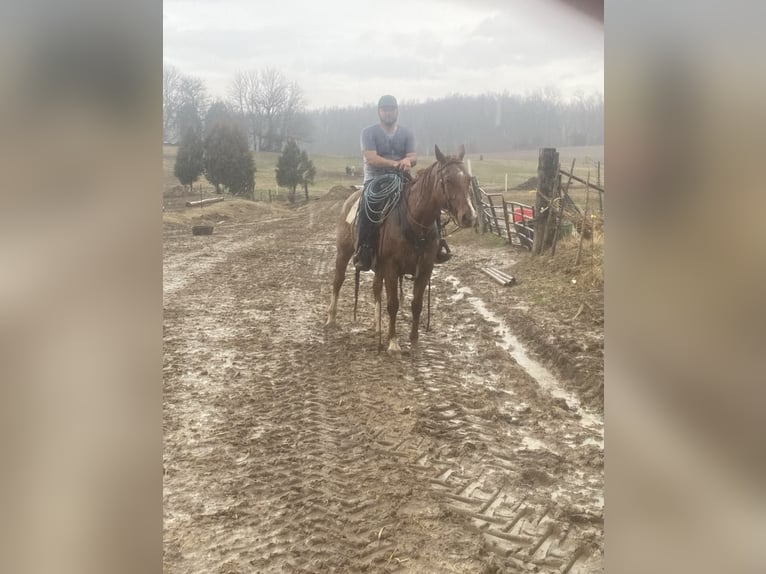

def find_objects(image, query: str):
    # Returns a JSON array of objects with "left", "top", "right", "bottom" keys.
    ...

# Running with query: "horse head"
[{"left": 434, "top": 144, "right": 476, "bottom": 228}]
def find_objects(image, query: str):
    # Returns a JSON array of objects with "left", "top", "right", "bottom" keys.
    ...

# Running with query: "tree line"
[
  {"left": 304, "top": 90, "right": 603, "bottom": 156},
  {"left": 165, "top": 62, "right": 602, "bottom": 200},
  {"left": 164, "top": 63, "right": 603, "bottom": 158},
  {"left": 164, "top": 64, "right": 309, "bottom": 153},
  {"left": 167, "top": 63, "right": 315, "bottom": 201},
  {"left": 173, "top": 100, "right": 256, "bottom": 198}
]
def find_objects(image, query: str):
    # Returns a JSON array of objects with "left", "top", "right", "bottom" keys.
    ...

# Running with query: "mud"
[{"left": 164, "top": 196, "right": 604, "bottom": 573}]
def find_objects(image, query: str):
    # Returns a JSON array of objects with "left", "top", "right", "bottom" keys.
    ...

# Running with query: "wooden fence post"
[{"left": 532, "top": 148, "right": 559, "bottom": 255}]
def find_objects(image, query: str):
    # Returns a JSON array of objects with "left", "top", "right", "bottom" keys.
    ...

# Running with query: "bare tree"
[
  {"left": 163, "top": 63, "right": 209, "bottom": 143},
  {"left": 163, "top": 64, "right": 183, "bottom": 142},
  {"left": 255, "top": 68, "right": 289, "bottom": 152},
  {"left": 229, "top": 70, "right": 261, "bottom": 151},
  {"left": 228, "top": 68, "right": 308, "bottom": 152},
  {"left": 279, "top": 80, "right": 310, "bottom": 145}
]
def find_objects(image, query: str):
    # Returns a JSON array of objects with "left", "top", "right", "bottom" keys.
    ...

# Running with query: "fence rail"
[
  {"left": 471, "top": 148, "right": 604, "bottom": 253},
  {"left": 473, "top": 182, "right": 536, "bottom": 249}
]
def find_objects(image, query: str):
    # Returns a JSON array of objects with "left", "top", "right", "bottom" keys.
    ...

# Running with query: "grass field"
[{"left": 163, "top": 145, "right": 604, "bottom": 210}]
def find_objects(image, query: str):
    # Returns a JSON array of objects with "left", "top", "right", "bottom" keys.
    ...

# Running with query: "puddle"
[{"left": 445, "top": 275, "right": 603, "bottom": 438}]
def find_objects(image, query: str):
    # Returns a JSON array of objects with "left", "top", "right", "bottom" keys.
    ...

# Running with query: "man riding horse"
[{"left": 355, "top": 94, "right": 451, "bottom": 271}]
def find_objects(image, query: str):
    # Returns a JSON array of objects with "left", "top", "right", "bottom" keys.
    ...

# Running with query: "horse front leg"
[
  {"left": 372, "top": 272, "right": 383, "bottom": 333},
  {"left": 325, "top": 242, "right": 353, "bottom": 327},
  {"left": 385, "top": 274, "right": 401, "bottom": 355},
  {"left": 410, "top": 270, "right": 431, "bottom": 348}
]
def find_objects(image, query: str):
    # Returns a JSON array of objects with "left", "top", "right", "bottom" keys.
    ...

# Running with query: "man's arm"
[
  {"left": 363, "top": 150, "right": 416, "bottom": 172},
  {"left": 399, "top": 128, "right": 417, "bottom": 169},
  {"left": 363, "top": 149, "right": 400, "bottom": 169}
]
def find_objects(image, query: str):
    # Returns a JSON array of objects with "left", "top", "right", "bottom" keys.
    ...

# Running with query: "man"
[{"left": 355, "top": 95, "right": 450, "bottom": 271}]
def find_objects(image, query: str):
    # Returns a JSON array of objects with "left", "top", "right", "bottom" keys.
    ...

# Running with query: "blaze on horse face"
[{"left": 434, "top": 144, "right": 476, "bottom": 228}]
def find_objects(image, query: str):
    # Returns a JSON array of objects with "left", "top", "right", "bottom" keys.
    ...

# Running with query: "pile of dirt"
[
  {"left": 512, "top": 176, "right": 538, "bottom": 191},
  {"left": 322, "top": 185, "right": 355, "bottom": 200},
  {"left": 162, "top": 197, "right": 291, "bottom": 228}
]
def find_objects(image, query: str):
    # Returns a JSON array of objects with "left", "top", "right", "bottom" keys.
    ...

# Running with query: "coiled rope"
[{"left": 361, "top": 172, "right": 404, "bottom": 224}]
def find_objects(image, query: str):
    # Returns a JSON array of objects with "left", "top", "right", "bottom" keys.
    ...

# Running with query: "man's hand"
[{"left": 394, "top": 157, "right": 412, "bottom": 172}]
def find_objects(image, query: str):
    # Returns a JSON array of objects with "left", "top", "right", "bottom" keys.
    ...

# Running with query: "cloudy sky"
[{"left": 163, "top": 0, "right": 603, "bottom": 109}]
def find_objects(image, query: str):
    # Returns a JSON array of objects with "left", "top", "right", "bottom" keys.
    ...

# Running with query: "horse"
[{"left": 325, "top": 144, "right": 477, "bottom": 355}]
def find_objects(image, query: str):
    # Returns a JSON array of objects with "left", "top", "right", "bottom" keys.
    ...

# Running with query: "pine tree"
[
  {"left": 174, "top": 125, "right": 204, "bottom": 191},
  {"left": 275, "top": 140, "right": 303, "bottom": 203},
  {"left": 203, "top": 111, "right": 255, "bottom": 198}
]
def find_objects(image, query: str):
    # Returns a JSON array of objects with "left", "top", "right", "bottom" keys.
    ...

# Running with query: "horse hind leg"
[
  {"left": 372, "top": 272, "right": 383, "bottom": 333},
  {"left": 325, "top": 243, "right": 354, "bottom": 327}
]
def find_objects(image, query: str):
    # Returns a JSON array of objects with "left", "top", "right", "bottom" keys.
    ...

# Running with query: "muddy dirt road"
[{"left": 163, "top": 196, "right": 604, "bottom": 573}]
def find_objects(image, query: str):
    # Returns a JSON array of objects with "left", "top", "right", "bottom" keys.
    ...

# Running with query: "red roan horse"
[{"left": 325, "top": 145, "right": 477, "bottom": 355}]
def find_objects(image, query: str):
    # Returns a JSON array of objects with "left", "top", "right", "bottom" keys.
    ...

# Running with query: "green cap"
[{"left": 378, "top": 94, "right": 398, "bottom": 108}]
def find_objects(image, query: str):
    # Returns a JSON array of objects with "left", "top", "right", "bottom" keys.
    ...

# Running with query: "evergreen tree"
[
  {"left": 275, "top": 140, "right": 303, "bottom": 203},
  {"left": 203, "top": 109, "right": 255, "bottom": 198},
  {"left": 174, "top": 125, "right": 204, "bottom": 191},
  {"left": 176, "top": 102, "right": 203, "bottom": 140},
  {"left": 204, "top": 101, "right": 232, "bottom": 138}
]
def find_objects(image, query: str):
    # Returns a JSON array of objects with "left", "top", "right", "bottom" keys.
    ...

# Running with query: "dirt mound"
[
  {"left": 512, "top": 176, "right": 538, "bottom": 191},
  {"left": 163, "top": 197, "right": 291, "bottom": 228},
  {"left": 322, "top": 185, "right": 355, "bottom": 200}
]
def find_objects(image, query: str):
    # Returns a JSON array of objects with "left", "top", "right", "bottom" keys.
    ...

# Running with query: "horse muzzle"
[{"left": 460, "top": 212, "right": 476, "bottom": 228}]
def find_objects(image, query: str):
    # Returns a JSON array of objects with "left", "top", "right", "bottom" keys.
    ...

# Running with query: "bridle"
[
  {"left": 402, "top": 159, "right": 464, "bottom": 237},
  {"left": 437, "top": 159, "right": 464, "bottom": 224}
]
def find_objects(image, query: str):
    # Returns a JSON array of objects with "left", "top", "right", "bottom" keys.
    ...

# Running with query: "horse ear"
[
  {"left": 458, "top": 144, "right": 465, "bottom": 160},
  {"left": 435, "top": 145, "right": 445, "bottom": 163}
]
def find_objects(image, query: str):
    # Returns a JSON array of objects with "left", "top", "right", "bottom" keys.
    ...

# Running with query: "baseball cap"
[{"left": 378, "top": 95, "right": 398, "bottom": 108}]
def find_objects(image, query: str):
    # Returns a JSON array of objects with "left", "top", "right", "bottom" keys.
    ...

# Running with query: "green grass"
[
  {"left": 163, "top": 145, "right": 604, "bottom": 206},
  {"left": 463, "top": 146, "right": 604, "bottom": 191}
]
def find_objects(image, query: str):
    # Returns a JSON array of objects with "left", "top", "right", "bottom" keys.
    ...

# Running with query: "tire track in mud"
[
  {"left": 164, "top": 199, "right": 603, "bottom": 573},
  {"left": 348, "top": 274, "right": 604, "bottom": 572}
]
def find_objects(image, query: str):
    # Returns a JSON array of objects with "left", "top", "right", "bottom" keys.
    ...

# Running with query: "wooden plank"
[
  {"left": 552, "top": 158, "right": 576, "bottom": 256},
  {"left": 575, "top": 172, "right": 591, "bottom": 266},
  {"left": 185, "top": 196, "right": 225, "bottom": 207},
  {"left": 481, "top": 268, "right": 516, "bottom": 286},
  {"left": 559, "top": 169, "right": 605, "bottom": 193},
  {"left": 501, "top": 200, "right": 513, "bottom": 244}
]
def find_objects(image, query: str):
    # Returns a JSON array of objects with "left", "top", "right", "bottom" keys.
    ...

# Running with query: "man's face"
[{"left": 378, "top": 106, "right": 398, "bottom": 126}]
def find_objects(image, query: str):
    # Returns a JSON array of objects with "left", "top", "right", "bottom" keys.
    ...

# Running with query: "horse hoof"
[{"left": 387, "top": 341, "right": 402, "bottom": 356}]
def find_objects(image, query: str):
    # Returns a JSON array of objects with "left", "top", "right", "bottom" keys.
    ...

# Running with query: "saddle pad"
[{"left": 346, "top": 197, "right": 360, "bottom": 225}]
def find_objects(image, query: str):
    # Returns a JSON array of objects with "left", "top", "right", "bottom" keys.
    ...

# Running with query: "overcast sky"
[{"left": 163, "top": 0, "right": 603, "bottom": 110}]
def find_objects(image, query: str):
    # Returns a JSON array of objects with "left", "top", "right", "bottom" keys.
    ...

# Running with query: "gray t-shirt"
[{"left": 360, "top": 123, "right": 415, "bottom": 183}]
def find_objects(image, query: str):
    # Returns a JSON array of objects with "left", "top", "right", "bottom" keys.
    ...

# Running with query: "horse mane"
[{"left": 411, "top": 155, "right": 463, "bottom": 187}]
